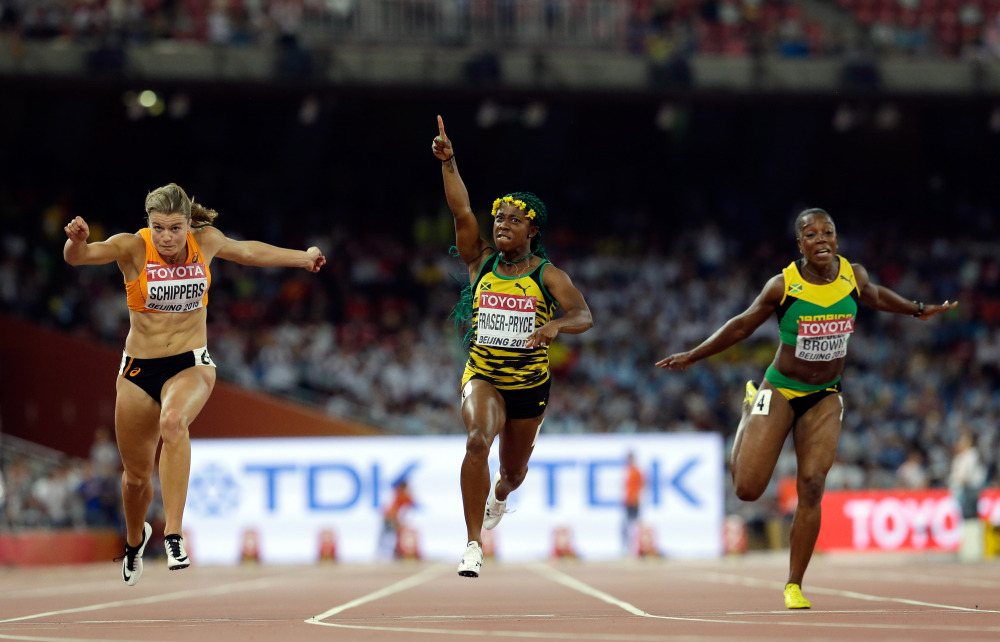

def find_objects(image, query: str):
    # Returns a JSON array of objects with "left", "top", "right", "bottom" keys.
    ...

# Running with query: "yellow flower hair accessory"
[{"left": 491, "top": 196, "right": 536, "bottom": 220}]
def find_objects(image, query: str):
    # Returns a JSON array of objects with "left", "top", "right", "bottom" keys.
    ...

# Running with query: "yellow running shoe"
[
  {"left": 743, "top": 380, "right": 757, "bottom": 408},
  {"left": 783, "top": 583, "right": 811, "bottom": 609}
]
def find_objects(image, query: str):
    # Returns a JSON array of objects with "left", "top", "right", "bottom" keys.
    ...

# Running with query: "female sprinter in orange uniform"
[
  {"left": 657, "top": 208, "right": 956, "bottom": 608},
  {"left": 432, "top": 116, "right": 594, "bottom": 578},
  {"left": 64, "top": 183, "right": 325, "bottom": 585}
]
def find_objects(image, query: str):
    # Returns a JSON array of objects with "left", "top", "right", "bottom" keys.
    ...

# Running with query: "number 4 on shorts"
[{"left": 751, "top": 389, "right": 771, "bottom": 415}]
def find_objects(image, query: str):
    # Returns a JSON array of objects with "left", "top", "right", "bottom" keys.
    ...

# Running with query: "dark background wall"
[{"left": 2, "top": 78, "right": 998, "bottom": 248}]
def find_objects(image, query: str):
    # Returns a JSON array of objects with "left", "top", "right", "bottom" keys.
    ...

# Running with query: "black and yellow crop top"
[{"left": 461, "top": 254, "right": 559, "bottom": 390}]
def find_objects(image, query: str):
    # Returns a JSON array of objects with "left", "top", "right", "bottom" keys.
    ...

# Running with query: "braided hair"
[
  {"left": 450, "top": 191, "right": 550, "bottom": 344},
  {"left": 491, "top": 191, "right": 548, "bottom": 260}
]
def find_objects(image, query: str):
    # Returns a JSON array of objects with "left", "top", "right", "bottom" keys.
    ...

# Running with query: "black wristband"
[
  {"left": 912, "top": 300, "right": 924, "bottom": 317},
  {"left": 441, "top": 154, "right": 454, "bottom": 163}
]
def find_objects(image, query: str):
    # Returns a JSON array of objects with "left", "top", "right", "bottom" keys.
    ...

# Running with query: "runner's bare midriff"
[
  {"left": 125, "top": 306, "right": 208, "bottom": 358},
  {"left": 773, "top": 343, "right": 845, "bottom": 385}
]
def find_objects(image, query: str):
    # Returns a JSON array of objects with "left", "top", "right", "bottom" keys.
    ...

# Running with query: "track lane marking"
[
  {"left": 0, "top": 633, "right": 149, "bottom": 642},
  {"left": 529, "top": 563, "right": 1000, "bottom": 634},
  {"left": 527, "top": 563, "right": 649, "bottom": 616},
  {"left": 0, "top": 582, "right": 121, "bottom": 600},
  {"left": 0, "top": 572, "right": 300, "bottom": 625},
  {"left": 307, "top": 563, "right": 448, "bottom": 623},
  {"left": 694, "top": 571, "right": 1000, "bottom": 614}
]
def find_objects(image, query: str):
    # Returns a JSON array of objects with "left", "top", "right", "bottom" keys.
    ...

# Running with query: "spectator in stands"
[
  {"left": 1, "top": 460, "right": 34, "bottom": 528},
  {"left": 89, "top": 426, "right": 120, "bottom": 478},
  {"left": 656, "top": 207, "right": 957, "bottom": 610},
  {"left": 30, "top": 463, "right": 75, "bottom": 528},
  {"left": 63, "top": 182, "right": 325, "bottom": 586},
  {"left": 77, "top": 460, "right": 123, "bottom": 528},
  {"left": 13, "top": 0, "right": 1000, "bottom": 60},
  {"left": 433, "top": 115, "right": 594, "bottom": 578},
  {"left": 897, "top": 447, "right": 930, "bottom": 489}
]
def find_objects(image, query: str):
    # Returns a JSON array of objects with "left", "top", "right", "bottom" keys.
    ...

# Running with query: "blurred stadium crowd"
[
  {"left": 2, "top": 0, "right": 1000, "bottom": 60},
  {"left": 1, "top": 432, "right": 132, "bottom": 531},
  {"left": 2, "top": 2, "right": 999, "bottom": 534},
  {"left": 2, "top": 189, "right": 998, "bottom": 529}
]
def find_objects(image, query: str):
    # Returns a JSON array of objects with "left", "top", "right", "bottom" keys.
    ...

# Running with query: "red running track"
[{"left": 1, "top": 552, "right": 998, "bottom": 641}]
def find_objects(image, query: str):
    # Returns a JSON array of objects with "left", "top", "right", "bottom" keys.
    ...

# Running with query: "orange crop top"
[{"left": 125, "top": 228, "right": 211, "bottom": 313}]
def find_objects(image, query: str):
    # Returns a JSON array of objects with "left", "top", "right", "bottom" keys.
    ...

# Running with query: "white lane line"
[
  {"left": 305, "top": 621, "right": 701, "bottom": 641},
  {"left": 300, "top": 561, "right": 1000, "bottom": 638},
  {"left": 393, "top": 615, "right": 558, "bottom": 620},
  {"left": 0, "top": 582, "right": 118, "bottom": 600},
  {"left": 62, "top": 618, "right": 279, "bottom": 624},
  {"left": 695, "top": 571, "right": 1000, "bottom": 614},
  {"left": 527, "top": 563, "right": 649, "bottom": 616},
  {"left": 529, "top": 564, "right": 1000, "bottom": 634},
  {"left": 528, "top": 564, "right": 757, "bottom": 625},
  {"left": 307, "top": 564, "right": 688, "bottom": 639},
  {"left": 0, "top": 572, "right": 299, "bottom": 625},
  {"left": 811, "top": 568, "right": 1000, "bottom": 590},
  {"left": 0, "top": 633, "right": 149, "bottom": 642},
  {"left": 306, "top": 563, "right": 448, "bottom": 623},
  {"left": 726, "top": 610, "right": 928, "bottom": 616}
]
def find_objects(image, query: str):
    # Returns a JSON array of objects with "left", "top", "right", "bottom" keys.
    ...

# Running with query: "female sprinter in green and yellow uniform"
[
  {"left": 657, "top": 208, "right": 956, "bottom": 609},
  {"left": 432, "top": 116, "right": 593, "bottom": 578}
]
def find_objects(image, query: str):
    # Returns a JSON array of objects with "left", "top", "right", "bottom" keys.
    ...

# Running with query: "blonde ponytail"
[
  {"left": 190, "top": 201, "right": 219, "bottom": 228},
  {"left": 145, "top": 182, "right": 218, "bottom": 228}
]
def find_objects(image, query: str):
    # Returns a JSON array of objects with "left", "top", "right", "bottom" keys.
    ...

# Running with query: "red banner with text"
[{"left": 816, "top": 488, "right": 1000, "bottom": 553}]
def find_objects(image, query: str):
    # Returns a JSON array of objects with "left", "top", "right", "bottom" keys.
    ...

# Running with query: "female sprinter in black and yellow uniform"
[
  {"left": 64, "top": 183, "right": 325, "bottom": 586},
  {"left": 432, "top": 116, "right": 594, "bottom": 577},
  {"left": 657, "top": 208, "right": 956, "bottom": 609}
]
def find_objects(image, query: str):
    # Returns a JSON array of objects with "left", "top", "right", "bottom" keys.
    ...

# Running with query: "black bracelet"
[
  {"left": 441, "top": 154, "right": 454, "bottom": 163},
  {"left": 912, "top": 300, "right": 924, "bottom": 317}
]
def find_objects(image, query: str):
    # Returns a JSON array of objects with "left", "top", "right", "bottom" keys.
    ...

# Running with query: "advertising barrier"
[
  {"left": 816, "top": 487, "right": 1000, "bottom": 553},
  {"left": 183, "top": 433, "right": 724, "bottom": 564}
]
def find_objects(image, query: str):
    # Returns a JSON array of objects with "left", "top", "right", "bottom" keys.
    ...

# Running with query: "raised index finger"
[{"left": 437, "top": 114, "right": 446, "bottom": 140}]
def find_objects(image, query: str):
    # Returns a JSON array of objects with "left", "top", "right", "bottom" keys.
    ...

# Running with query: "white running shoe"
[
  {"left": 457, "top": 541, "right": 484, "bottom": 577},
  {"left": 164, "top": 533, "right": 190, "bottom": 570},
  {"left": 119, "top": 522, "right": 152, "bottom": 586},
  {"left": 483, "top": 472, "right": 506, "bottom": 530}
]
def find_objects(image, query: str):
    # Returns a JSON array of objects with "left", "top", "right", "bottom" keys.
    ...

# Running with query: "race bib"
[
  {"left": 475, "top": 291, "right": 536, "bottom": 349},
  {"left": 145, "top": 262, "right": 208, "bottom": 313},
  {"left": 795, "top": 317, "right": 854, "bottom": 361}
]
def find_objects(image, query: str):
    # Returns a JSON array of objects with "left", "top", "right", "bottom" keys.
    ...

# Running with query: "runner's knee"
[
  {"left": 159, "top": 409, "right": 190, "bottom": 445},
  {"left": 501, "top": 465, "right": 528, "bottom": 487},
  {"left": 796, "top": 473, "right": 827, "bottom": 507},
  {"left": 732, "top": 474, "right": 767, "bottom": 502},
  {"left": 121, "top": 469, "right": 150, "bottom": 489},
  {"left": 464, "top": 430, "right": 492, "bottom": 459}
]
